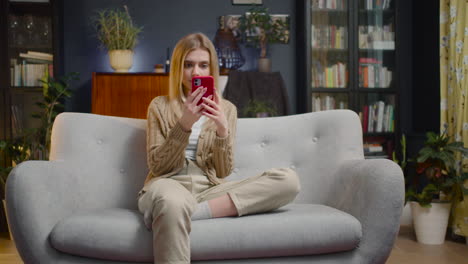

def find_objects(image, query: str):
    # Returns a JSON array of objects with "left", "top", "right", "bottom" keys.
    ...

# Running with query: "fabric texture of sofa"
[{"left": 5, "top": 109, "right": 404, "bottom": 263}]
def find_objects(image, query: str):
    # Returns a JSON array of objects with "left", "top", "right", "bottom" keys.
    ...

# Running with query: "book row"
[
  {"left": 311, "top": 94, "right": 348, "bottom": 112},
  {"left": 359, "top": 57, "right": 393, "bottom": 88},
  {"left": 311, "top": 0, "right": 347, "bottom": 11},
  {"left": 311, "top": 25, "right": 348, "bottom": 49},
  {"left": 362, "top": 0, "right": 392, "bottom": 10},
  {"left": 11, "top": 104, "right": 24, "bottom": 136},
  {"left": 359, "top": 101, "right": 394, "bottom": 133},
  {"left": 358, "top": 25, "right": 395, "bottom": 50},
  {"left": 10, "top": 63, "right": 52, "bottom": 87},
  {"left": 311, "top": 62, "right": 348, "bottom": 88}
]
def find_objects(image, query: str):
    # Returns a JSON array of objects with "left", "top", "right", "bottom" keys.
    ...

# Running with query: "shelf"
[
  {"left": 364, "top": 132, "right": 394, "bottom": 137},
  {"left": 359, "top": 48, "right": 395, "bottom": 52},
  {"left": 9, "top": 86, "right": 43, "bottom": 93},
  {"left": 311, "top": 88, "right": 349, "bottom": 92},
  {"left": 357, "top": 88, "right": 396, "bottom": 93},
  {"left": 311, "top": 48, "right": 348, "bottom": 52},
  {"left": 9, "top": 45, "right": 53, "bottom": 50},
  {"left": 358, "top": 9, "right": 394, "bottom": 13},
  {"left": 311, "top": 9, "right": 347, "bottom": 13}
]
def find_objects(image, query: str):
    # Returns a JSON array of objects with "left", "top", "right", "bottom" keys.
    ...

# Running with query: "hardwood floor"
[{"left": 1, "top": 227, "right": 467, "bottom": 263}]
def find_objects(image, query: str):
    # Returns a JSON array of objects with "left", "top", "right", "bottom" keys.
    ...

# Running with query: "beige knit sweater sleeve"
[
  {"left": 210, "top": 100, "right": 237, "bottom": 178},
  {"left": 146, "top": 97, "right": 190, "bottom": 177}
]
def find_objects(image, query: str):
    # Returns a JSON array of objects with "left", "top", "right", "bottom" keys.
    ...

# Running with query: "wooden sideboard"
[{"left": 92, "top": 72, "right": 169, "bottom": 119}]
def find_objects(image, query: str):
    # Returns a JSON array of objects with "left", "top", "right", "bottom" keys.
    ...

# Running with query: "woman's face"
[{"left": 182, "top": 48, "right": 211, "bottom": 95}]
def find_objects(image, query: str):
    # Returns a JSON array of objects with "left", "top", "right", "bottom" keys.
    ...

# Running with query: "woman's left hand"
[{"left": 201, "top": 91, "right": 229, "bottom": 138}]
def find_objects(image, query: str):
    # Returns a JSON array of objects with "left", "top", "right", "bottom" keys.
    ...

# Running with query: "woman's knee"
[
  {"left": 268, "top": 168, "right": 301, "bottom": 197},
  {"left": 153, "top": 193, "right": 196, "bottom": 219}
]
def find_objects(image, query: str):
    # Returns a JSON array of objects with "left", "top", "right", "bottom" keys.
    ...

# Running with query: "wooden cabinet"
[{"left": 92, "top": 72, "right": 169, "bottom": 119}]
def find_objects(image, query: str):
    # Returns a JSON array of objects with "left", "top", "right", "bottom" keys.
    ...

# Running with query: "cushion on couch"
[{"left": 49, "top": 204, "right": 362, "bottom": 262}]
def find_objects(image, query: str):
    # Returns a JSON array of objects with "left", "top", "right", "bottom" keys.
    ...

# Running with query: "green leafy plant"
[
  {"left": 91, "top": 5, "right": 143, "bottom": 51},
  {"left": 239, "top": 6, "right": 289, "bottom": 58},
  {"left": 242, "top": 99, "right": 277, "bottom": 118},
  {"left": 0, "top": 72, "right": 79, "bottom": 196},
  {"left": 405, "top": 131, "right": 468, "bottom": 208}
]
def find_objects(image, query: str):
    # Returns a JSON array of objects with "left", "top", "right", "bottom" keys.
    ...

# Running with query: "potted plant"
[
  {"left": 0, "top": 72, "right": 78, "bottom": 239},
  {"left": 239, "top": 7, "right": 289, "bottom": 72},
  {"left": 242, "top": 99, "right": 277, "bottom": 118},
  {"left": 405, "top": 131, "right": 468, "bottom": 244},
  {"left": 91, "top": 5, "right": 143, "bottom": 72}
]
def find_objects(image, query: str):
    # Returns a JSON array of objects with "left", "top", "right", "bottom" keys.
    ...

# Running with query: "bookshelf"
[
  {"left": 0, "top": 0, "right": 59, "bottom": 142},
  {"left": 296, "top": 0, "right": 400, "bottom": 159}
]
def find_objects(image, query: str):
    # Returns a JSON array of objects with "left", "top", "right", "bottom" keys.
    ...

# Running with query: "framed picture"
[{"left": 232, "top": 0, "right": 262, "bottom": 5}]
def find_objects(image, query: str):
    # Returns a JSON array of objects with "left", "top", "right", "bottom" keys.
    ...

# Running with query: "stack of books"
[{"left": 11, "top": 51, "right": 53, "bottom": 87}]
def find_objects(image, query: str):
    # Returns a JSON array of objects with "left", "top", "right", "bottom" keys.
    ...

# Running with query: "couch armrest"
[
  {"left": 5, "top": 160, "right": 102, "bottom": 263},
  {"left": 326, "top": 159, "right": 404, "bottom": 264}
]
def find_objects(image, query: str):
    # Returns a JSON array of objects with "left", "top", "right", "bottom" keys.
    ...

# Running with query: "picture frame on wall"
[{"left": 232, "top": 0, "right": 262, "bottom": 5}]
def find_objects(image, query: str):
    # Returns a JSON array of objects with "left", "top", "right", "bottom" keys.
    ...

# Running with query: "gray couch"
[{"left": 6, "top": 110, "right": 404, "bottom": 263}]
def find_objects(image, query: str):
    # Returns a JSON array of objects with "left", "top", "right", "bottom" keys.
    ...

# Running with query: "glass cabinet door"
[
  {"left": 358, "top": 0, "right": 395, "bottom": 89},
  {"left": 310, "top": 0, "right": 349, "bottom": 112},
  {"left": 7, "top": 2, "right": 54, "bottom": 138}
]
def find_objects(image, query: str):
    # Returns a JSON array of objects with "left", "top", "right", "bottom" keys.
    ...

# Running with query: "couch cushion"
[{"left": 49, "top": 204, "right": 362, "bottom": 262}]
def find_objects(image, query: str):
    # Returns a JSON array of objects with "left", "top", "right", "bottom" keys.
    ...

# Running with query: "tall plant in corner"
[{"left": 0, "top": 72, "right": 79, "bottom": 195}]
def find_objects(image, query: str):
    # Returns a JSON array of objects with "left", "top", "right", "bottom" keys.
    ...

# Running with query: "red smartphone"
[{"left": 192, "top": 76, "right": 215, "bottom": 106}]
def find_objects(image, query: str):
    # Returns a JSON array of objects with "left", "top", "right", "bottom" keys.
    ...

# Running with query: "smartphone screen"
[{"left": 192, "top": 76, "right": 214, "bottom": 106}]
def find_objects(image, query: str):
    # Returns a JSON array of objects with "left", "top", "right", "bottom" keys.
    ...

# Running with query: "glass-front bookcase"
[
  {"left": 297, "top": 0, "right": 398, "bottom": 158},
  {"left": 1, "top": 0, "right": 57, "bottom": 145}
]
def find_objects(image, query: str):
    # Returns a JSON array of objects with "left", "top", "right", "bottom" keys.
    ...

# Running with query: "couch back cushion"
[{"left": 50, "top": 110, "right": 363, "bottom": 207}]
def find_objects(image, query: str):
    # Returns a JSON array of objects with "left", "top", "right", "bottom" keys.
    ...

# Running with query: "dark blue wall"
[{"left": 62, "top": 0, "right": 296, "bottom": 114}]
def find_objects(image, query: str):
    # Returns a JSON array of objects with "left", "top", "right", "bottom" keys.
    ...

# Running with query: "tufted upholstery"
[{"left": 5, "top": 110, "right": 404, "bottom": 264}]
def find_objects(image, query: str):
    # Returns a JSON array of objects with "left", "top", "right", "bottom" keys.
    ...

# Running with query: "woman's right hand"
[{"left": 179, "top": 87, "right": 207, "bottom": 131}]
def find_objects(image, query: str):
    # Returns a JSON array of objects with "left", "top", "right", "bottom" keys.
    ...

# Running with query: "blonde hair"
[{"left": 168, "top": 32, "right": 221, "bottom": 117}]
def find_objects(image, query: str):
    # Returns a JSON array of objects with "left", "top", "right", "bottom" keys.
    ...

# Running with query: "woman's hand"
[
  {"left": 179, "top": 87, "right": 206, "bottom": 131},
  {"left": 201, "top": 91, "right": 229, "bottom": 138}
]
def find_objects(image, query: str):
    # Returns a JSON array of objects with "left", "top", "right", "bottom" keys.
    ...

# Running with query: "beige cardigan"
[{"left": 141, "top": 96, "right": 237, "bottom": 192}]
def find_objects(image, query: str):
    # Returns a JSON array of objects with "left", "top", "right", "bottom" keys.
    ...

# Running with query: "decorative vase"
[
  {"left": 108, "top": 49, "right": 134, "bottom": 73},
  {"left": 410, "top": 201, "right": 451, "bottom": 245},
  {"left": 2, "top": 199, "right": 12, "bottom": 240},
  {"left": 258, "top": 57, "right": 271, "bottom": 72}
]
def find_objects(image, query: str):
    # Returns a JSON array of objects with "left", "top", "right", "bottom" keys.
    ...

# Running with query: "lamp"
[{"left": 214, "top": 16, "right": 245, "bottom": 74}]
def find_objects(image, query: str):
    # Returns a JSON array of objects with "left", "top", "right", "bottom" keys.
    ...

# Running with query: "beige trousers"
[{"left": 138, "top": 159, "right": 300, "bottom": 264}]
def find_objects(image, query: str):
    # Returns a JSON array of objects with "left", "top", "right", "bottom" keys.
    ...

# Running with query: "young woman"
[{"left": 137, "top": 32, "right": 300, "bottom": 264}]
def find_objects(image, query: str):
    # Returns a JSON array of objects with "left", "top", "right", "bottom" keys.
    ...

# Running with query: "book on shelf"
[
  {"left": 359, "top": 57, "right": 392, "bottom": 88},
  {"left": 358, "top": 25, "right": 394, "bottom": 50},
  {"left": 312, "top": 0, "right": 346, "bottom": 10},
  {"left": 364, "top": 142, "right": 384, "bottom": 153},
  {"left": 312, "top": 95, "right": 347, "bottom": 112},
  {"left": 11, "top": 62, "right": 51, "bottom": 87},
  {"left": 19, "top": 51, "right": 53, "bottom": 63},
  {"left": 359, "top": 100, "right": 394, "bottom": 133},
  {"left": 364, "top": 0, "right": 392, "bottom": 10},
  {"left": 11, "top": 104, "right": 24, "bottom": 136},
  {"left": 311, "top": 25, "right": 347, "bottom": 49},
  {"left": 311, "top": 61, "right": 347, "bottom": 88}
]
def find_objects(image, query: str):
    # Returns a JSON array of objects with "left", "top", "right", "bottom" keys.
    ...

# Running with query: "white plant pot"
[
  {"left": 400, "top": 203, "right": 413, "bottom": 226},
  {"left": 410, "top": 201, "right": 451, "bottom": 245},
  {"left": 109, "top": 49, "right": 134, "bottom": 73},
  {"left": 258, "top": 57, "right": 271, "bottom": 72}
]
